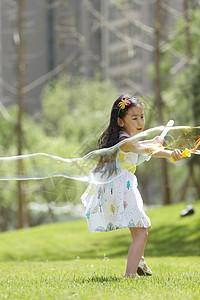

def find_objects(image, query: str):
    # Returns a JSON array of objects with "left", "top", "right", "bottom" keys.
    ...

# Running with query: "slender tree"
[
  {"left": 183, "top": 0, "right": 192, "bottom": 59},
  {"left": 179, "top": 0, "right": 200, "bottom": 201},
  {"left": 154, "top": 0, "right": 171, "bottom": 205},
  {"left": 16, "top": 0, "right": 26, "bottom": 228}
]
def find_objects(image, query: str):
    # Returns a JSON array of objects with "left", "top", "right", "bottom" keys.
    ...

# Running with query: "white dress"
[{"left": 81, "top": 131, "right": 151, "bottom": 232}]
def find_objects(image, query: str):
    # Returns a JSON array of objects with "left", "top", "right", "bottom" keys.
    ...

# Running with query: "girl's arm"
[
  {"left": 152, "top": 148, "right": 182, "bottom": 161},
  {"left": 120, "top": 138, "right": 182, "bottom": 162},
  {"left": 136, "top": 141, "right": 182, "bottom": 161}
]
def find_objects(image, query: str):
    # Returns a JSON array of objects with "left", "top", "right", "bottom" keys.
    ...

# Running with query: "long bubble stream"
[{"left": 0, "top": 125, "right": 199, "bottom": 184}]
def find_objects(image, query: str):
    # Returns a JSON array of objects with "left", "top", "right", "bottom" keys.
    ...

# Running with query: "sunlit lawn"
[
  {"left": 0, "top": 257, "right": 199, "bottom": 299},
  {"left": 0, "top": 202, "right": 199, "bottom": 299}
]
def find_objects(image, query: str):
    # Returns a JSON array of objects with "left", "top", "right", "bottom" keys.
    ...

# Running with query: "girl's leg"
[
  {"left": 140, "top": 235, "right": 149, "bottom": 261},
  {"left": 125, "top": 227, "right": 150, "bottom": 278}
]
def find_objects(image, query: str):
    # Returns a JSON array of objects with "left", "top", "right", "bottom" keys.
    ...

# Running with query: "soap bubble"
[{"left": 0, "top": 126, "right": 199, "bottom": 184}]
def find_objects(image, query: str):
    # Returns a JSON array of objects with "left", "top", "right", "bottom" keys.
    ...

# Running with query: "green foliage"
[
  {"left": 0, "top": 107, "right": 81, "bottom": 230},
  {"left": 157, "top": 10, "right": 200, "bottom": 94},
  {"left": 164, "top": 51, "right": 200, "bottom": 127},
  {"left": 183, "top": 56, "right": 200, "bottom": 126},
  {"left": 148, "top": 8, "right": 200, "bottom": 126},
  {"left": 0, "top": 77, "right": 117, "bottom": 230},
  {"left": 40, "top": 75, "right": 117, "bottom": 156},
  {"left": 171, "top": 10, "right": 200, "bottom": 56},
  {"left": 0, "top": 107, "right": 17, "bottom": 155}
]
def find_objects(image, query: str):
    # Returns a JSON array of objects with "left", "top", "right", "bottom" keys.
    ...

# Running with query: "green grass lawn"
[
  {"left": 0, "top": 257, "right": 199, "bottom": 300},
  {"left": 0, "top": 202, "right": 199, "bottom": 299}
]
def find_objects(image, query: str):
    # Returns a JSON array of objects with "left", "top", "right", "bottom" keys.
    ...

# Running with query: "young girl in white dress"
[{"left": 81, "top": 94, "right": 182, "bottom": 278}]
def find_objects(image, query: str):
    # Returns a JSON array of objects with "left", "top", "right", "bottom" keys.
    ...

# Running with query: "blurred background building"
[{"left": 0, "top": 0, "right": 188, "bottom": 113}]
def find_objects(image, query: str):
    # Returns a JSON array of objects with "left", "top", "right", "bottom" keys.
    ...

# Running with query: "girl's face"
[{"left": 118, "top": 105, "right": 145, "bottom": 136}]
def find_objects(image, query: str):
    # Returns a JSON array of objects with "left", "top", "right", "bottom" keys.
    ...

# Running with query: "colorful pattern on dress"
[
  {"left": 81, "top": 141, "right": 151, "bottom": 232},
  {"left": 118, "top": 152, "right": 136, "bottom": 174}
]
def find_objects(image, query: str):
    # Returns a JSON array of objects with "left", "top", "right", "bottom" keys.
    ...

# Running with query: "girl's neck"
[
  {"left": 121, "top": 129, "right": 131, "bottom": 137},
  {"left": 119, "top": 130, "right": 131, "bottom": 138}
]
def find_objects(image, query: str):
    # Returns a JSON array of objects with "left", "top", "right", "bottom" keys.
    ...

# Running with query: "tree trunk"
[
  {"left": 183, "top": 0, "right": 192, "bottom": 59},
  {"left": 154, "top": 0, "right": 171, "bottom": 205},
  {"left": 179, "top": 168, "right": 192, "bottom": 202},
  {"left": 16, "top": 0, "right": 26, "bottom": 228},
  {"left": 183, "top": 0, "right": 200, "bottom": 201}
]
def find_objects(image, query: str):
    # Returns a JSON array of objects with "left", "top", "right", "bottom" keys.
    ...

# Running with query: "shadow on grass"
[
  {"left": 0, "top": 206, "right": 199, "bottom": 261},
  {"left": 145, "top": 223, "right": 200, "bottom": 257},
  {"left": 78, "top": 215, "right": 200, "bottom": 259},
  {"left": 75, "top": 275, "right": 122, "bottom": 283}
]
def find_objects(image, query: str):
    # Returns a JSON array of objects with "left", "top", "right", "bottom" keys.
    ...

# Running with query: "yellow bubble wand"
[{"left": 170, "top": 137, "right": 200, "bottom": 162}]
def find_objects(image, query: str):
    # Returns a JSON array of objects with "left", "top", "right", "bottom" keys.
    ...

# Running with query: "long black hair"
[
  {"left": 94, "top": 94, "right": 143, "bottom": 177},
  {"left": 98, "top": 94, "right": 143, "bottom": 149}
]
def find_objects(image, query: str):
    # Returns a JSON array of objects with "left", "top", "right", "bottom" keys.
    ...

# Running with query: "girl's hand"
[
  {"left": 170, "top": 149, "right": 182, "bottom": 162},
  {"left": 152, "top": 136, "right": 164, "bottom": 144}
]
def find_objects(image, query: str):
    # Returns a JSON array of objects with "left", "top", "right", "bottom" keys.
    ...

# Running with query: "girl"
[{"left": 81, "top": 94, "right": 182, "bottom": 278}]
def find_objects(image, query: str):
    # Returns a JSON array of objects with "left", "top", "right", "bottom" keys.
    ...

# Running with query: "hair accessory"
[{"left": 117, "top": 97, "right": 131, "bottom": 116}]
